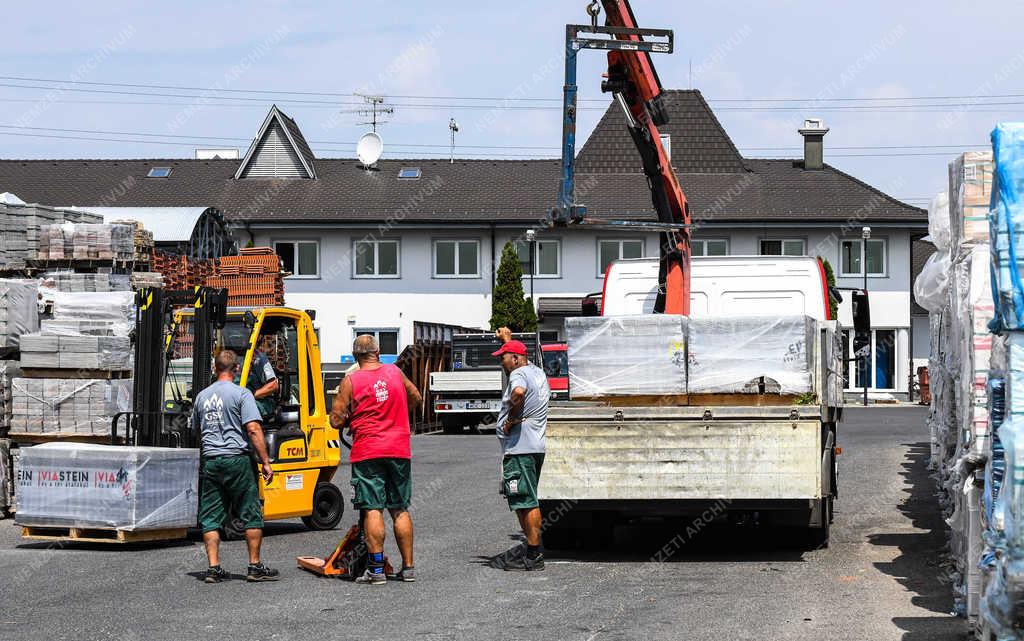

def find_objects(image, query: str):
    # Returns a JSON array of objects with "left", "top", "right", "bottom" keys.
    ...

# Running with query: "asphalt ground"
[{"left": 0, "top": 406, "right": 966, "bottom": 640}]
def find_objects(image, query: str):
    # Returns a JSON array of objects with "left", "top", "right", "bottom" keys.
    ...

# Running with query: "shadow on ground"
[{"left": 868, "top": 441, "right": 966, "bottom": 640}]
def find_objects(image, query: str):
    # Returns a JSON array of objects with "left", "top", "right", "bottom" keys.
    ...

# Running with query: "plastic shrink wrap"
[
  {"left": 566, "top": 315, "right": 686, "bottom": 398},
  {"left": 14, "top": 443, "right": 199, "bottom": 530},
  {"left": 688, "top": 315, "right": 815, "bottom": 395},
  {"left": 8, "top": 378, "right": 132, "bottom": 436},
  {"left": 991, "top": 123, "right": 1024, "bottom": 331},
  {"left": 0, "top": 279, "right": 40, "bottom": 349}
]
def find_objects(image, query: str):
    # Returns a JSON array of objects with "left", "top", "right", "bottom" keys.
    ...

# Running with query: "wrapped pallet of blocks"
[
  {"left": 14, "top": 443, "right": 199, "bottom": 531},
  {"left": 0, "top": 279, "right": 40, "bottom": 350},
  {"left": 688, "top": 315, "right": 815, "bottom": 395},
  {"left": 40, "top": 289, "right": 134, "bottom": 337},
  {"left": 19, "top": 333, "right": 131, "bottom": 371},
  {"left": 9, "top": 378, "right": 132, "bottom": 436},
  {"left": 36, "top": 222, "right": 134, "bottom": 261},
  {"left": 566, "top": 315, "right": 687, "bottom": 398}
]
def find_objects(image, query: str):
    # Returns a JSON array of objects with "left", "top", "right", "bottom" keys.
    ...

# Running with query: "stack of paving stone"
[
  {"left": 19, "top": 333, "right": 131, "bottom": 371},
  {"left": 37, "top": 223, "right": 134, "bottom": 261},
  {"left": 0, "top": 202, "right": 101, "bottom": 270},
  {"left": 8, "top": 378, "right": 132, "bottom": 436},
  {"left": 42, "top": 271, "right": 131, "bottom": 293}
]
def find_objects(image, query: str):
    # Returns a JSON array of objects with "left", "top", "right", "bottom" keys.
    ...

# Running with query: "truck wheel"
[
  {"left": 441, "top": 417, "right": 463, "bottom": 435},
  {"left": 302, "top": 482, "right": 345, "bottom": 530}
]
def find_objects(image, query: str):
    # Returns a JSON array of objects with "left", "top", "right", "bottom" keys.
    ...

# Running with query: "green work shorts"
[
  {"left": 199, "top": 455, "right": 264, "bottom": 533},
  {"left": 502, "top": 453, "right": 545, "bottom": 511},
  {"left": 351, "top": 458, "right": 412, "bottom": 511}
]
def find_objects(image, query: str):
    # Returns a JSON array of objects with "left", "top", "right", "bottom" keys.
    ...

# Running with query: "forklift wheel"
[{"left": 302, "top": 482, "right": 345, "bottom": 530}]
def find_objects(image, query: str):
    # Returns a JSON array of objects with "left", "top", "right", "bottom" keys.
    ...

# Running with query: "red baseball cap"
[{"left": 492, "top": 340, "right": 528, "bottom": 357}]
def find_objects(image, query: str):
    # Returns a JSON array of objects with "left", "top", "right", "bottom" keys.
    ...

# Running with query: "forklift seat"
[{"left": 263, "top": 405, "right": 304, "bottom": 463}]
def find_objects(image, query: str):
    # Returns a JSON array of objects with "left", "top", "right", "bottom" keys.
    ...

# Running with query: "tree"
[
  {"left": 490, "top": 242, "right": 537, "bottom": 332},
  {"left": 818, "top": 256, "right": 839, "bottom": 320}
]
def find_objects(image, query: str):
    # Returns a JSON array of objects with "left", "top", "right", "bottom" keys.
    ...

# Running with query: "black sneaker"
[
  {"left": 246, "top": 562, "right": 280, "bottom": 582},
  {"left": 354, "top": 568, "right": 387, "bottom": 585},
  {"left": 503, "top": 554, "right": 545, "bottom": 571},
  {"left": 204, "top": 565, "right": 229, "bottom": 583},
  {"left": 390, "top": 566, "right": 415, "bottom": 582}
]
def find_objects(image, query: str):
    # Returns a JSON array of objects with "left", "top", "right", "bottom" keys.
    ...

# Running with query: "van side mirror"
[
  {"left": 851, "top": 289, "right": 871, "bottom": 356},
  {"left": 581, "top": 294, "right": 600, "bottom": 317}
]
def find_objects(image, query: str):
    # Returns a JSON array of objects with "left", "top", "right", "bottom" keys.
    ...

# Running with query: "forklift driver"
[{"left": 236, "top": 335, "right": 280, "bottom": 422}]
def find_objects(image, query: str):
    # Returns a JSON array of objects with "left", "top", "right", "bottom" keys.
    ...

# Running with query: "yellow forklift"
[{"left": 113, "top": 287, "right": 344, "bottom": 533}]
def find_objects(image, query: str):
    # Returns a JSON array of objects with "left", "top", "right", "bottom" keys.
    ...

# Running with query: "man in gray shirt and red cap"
[{"left": 491, "top": 334, "right": 550, "bottom": 571}]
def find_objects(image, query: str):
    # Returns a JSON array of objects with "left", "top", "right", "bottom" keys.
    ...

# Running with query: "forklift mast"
[
  {"left": 126, "top": 286, "right": 227, "bottom": 448},
  {"left": 551, "top": 0, "right": 692, "bottom": 316}
]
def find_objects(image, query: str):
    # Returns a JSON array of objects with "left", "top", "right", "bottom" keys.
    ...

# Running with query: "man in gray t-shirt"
[
  {"left": 191, "top": 350, "right": 279, "bottom": 584},
  {"left": 491, "top": 336, "right": 550, "bottom": 571}
]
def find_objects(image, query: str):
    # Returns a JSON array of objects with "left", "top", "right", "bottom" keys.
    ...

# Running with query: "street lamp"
[
  {"left": 861, "top": 226, "right": 871, "bottom": 407},
  {"left": 525, "top": 228, "right": 536, "bottom": 316}
]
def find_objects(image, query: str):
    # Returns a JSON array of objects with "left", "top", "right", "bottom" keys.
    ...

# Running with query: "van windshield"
[{"left": 543, "top": 350, "right": 568, "bottom": 377}]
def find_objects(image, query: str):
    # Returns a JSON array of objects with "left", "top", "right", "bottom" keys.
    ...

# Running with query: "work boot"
[
  {"left": 246, "top": 562, "right": 280, "bottom": 582},
  {"left": 503, "top": 554, "right": 545, "bottom": 571},
  {"left": 355, "top": 567, "right": 387, "bottom": 585},
  {"left": 389, "top": 566, "right": 416, "bottom": 582},
  {"left": 204, "top": 565, "right": 229, "bottom": 583}
]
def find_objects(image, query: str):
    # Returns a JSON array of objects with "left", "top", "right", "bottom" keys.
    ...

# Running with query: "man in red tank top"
[{"left": 330, "top": 335, "right": 423, "bottom": 585}]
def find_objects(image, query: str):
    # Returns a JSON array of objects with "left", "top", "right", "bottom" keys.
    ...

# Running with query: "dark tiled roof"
[
  {"left": 0, "top": 89, "right": 926, "bottom": 224},
  {"left": 577, "top": 90, "right": 746, "bottom": 174},
  {"left": 276, "top": 107, "right": 317, "bottom": 176},
  {"left": 911, "top": 239, "right": 937, "bottom": 315}
]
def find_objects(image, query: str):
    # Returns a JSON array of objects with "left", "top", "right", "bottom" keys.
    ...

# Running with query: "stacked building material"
[
  {"left": 0, "top": 279, "right": 40, "bottom": 350},
  {"left": 915, "top": 150, "right": 996, "bottom": 625},
  {"left": 9, "top": 378, "right": 132, "bottom": 436},
  {"left": 151, "top": 251, "right": 215, "bottom": 290},
  {"left": 15, "top": 443, "right": 198, "bottom": 531},
  {"left": 0, "top": 202, "right": 101, "bottom": 270},
  {"left": 36, "top": 223, "right": 134, "bottom": 261},
  {"left": 688, "top": 315, "right": 816, "bottom": 395},
  {"left": 41, "top": 271, "right": 131, "bottom": 292},
  {"left": 129, "top": 271, "right": 165, "bottom": 290},
  {"left": 0, "top": 360, "right": 22, "bottom": 436},
  {"left": 209, "top": 247, "right": 285, "bottom": 307},
  {"left": 110, "top": 219, "right": 154, "bottom": 266},
  {"left": 19, "top": 333, "right": 131, "bottom": 371}
]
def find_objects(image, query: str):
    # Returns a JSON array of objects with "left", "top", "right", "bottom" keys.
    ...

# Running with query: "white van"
[{"left": 600, "top": 255, "right": 833, "bottom": 321}]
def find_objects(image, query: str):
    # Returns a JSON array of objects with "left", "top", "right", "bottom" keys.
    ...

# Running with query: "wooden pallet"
[
  {"left": 21, "top": 525, "right": 187, "bottom": 543},
  {"left": 19, "top": 367, "right": 131, "bottom": 380},
  {"left": 7, "top": 432, "right": 122, "bottom": 445}
]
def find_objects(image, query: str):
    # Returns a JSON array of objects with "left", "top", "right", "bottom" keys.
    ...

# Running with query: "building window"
[
  {"left": 843, "top": 328, "right": 897, "bottom": 391},
  {"left": 539, "top": 330, "right": 560, "bottom": 343},
  {"left": 759, "top": 239, "right": 805, "bottom": 256},
  {"left": 597, "top": 239, "right": 644, "bottom": 276},
  {"left": 274, "top": 240, "right": 319, "bottom": 278},
  {"left": 353, "top": 328, "right": 399, "bottom": 355},
  {"left": 515, "top": 239, "right": 561, "bottom": 277},
  {"left": 433, "top": 240, "right": 479, "bottom": 278},
  {"left": 692, "top": 239, "right": 729, "bottom": 257},
  {"left": 353, "top": 239, "right": 400, "bottom": 278},
  {"left": 839, "top": 239, "right": 887, "bottom": 277}
]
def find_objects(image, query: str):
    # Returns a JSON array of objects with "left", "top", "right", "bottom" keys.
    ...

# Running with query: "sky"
[{"left": 2, "top": 1, "right": 1023, "bottom": 211}]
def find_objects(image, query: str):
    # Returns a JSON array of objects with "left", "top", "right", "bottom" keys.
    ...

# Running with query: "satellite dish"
[{"left": 356, "top": 132, "right": 383, "bottom": 166}]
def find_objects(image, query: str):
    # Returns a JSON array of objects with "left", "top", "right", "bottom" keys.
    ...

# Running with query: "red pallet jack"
[{"left": 297, "top": 517, "right": 395, "bottom": 579}]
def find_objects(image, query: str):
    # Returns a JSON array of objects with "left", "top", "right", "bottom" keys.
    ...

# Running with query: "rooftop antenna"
[
  {"left": 343, "top": 94, "right": 394, "bottom": 133},
  {"left": 448, "top": 118, "right": 459, "bottom": 163}
]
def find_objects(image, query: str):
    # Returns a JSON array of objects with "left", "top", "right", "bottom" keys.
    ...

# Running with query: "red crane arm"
[{"left": 600, "top": 0, "right": 692, "bottom": 316}]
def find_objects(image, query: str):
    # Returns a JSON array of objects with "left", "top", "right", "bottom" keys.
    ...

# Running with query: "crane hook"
[{"left": 586, "top": 0, "right": 600, "bottom": 28}]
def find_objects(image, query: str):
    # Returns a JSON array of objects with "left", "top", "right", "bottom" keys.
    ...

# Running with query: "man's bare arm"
[
  {"left": 253, "top": 377, "right": 279, "bottom": 400},
  {"left": 503, "top": 386, "right": 527, "bottom": 434},
  {"left": 329, "top": 377, "right": 354, "bottom": 430},
  {"left": 401, "top": 372, "right": 423, "bottom": 409},
  {"left": 245, "top": 420, "right": 274, "bottom": 482}
]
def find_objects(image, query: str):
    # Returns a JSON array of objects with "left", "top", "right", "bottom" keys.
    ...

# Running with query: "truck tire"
[{"left": 302, "top": 482, "right": 345, "bottom": 530}]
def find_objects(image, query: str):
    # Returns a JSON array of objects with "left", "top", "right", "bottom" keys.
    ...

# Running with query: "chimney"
[{"left": 798, "top": 118, "right": 829, "bottom": 170}]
